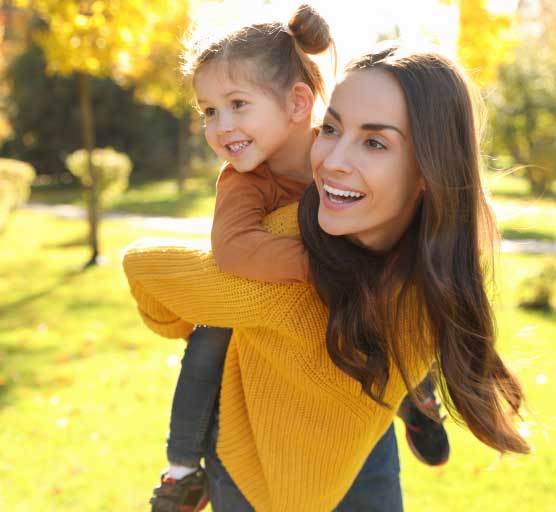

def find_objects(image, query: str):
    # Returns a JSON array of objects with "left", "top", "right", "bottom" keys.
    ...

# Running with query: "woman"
[{"left": 123, "top": 45, "right": 529, "bottom": 512}]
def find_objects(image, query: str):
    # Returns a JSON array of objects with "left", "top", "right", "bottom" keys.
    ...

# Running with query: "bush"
[
  {"left": 65, "top": 148, "right": 132, "bottom": 205},
  {"left": 517, "top": 263, "right": 556, "bottom": 312},
  {"left": 0, "top": 158, "right": 36, "bottom": 230}
]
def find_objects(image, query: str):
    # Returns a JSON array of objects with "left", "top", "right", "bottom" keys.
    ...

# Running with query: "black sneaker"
[
  {"left": 398, "top": 397, "right": 450, "bottom": 466},
  {"left": 150, "top": 468, "right": 209, "bottom": 512}
]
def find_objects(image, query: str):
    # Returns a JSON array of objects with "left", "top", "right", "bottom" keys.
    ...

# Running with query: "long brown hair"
[
  {"left": 182, "top": 4, "right": 336, "bottom": 102},
  {"left": 299, "top": 45, "right": 529, "bottom": 454}
]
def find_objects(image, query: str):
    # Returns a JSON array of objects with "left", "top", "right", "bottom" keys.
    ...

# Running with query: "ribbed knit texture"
[{"left": 123, "top": 203, "right": 432, "bottom": 512}]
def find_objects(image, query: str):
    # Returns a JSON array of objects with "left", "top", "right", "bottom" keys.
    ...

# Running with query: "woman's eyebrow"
[
  {"left": 327, "top": 107, "right": 406, "bottom": 139},
  {"left": 361, "top": 122, "right": 406, "bottom": 139},
  {"left": 327, "top": 107, "right": 342, "bottom": 122}
]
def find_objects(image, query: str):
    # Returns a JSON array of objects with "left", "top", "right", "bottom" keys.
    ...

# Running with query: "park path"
[{"left": 25, "top": 202, "right": 556, "bottom": 255}]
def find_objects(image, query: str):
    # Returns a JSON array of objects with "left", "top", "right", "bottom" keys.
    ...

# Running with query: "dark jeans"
[
  {"left": 205, "top": 410, "right": 403, "bottom": 512},
  {"left": 166, "top": 326, "right": 232, "bottom": 466}
]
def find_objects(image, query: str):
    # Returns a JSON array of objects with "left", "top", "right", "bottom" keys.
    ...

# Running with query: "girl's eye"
[
  {"left": 320, "top": 123, "right": 337, "bottom": 136},
  {"left": 365, "top": 138, "right": 386, "bottom": 150},
  {"left": 232, "top": 100, "right": 247, "bottom": 109}
]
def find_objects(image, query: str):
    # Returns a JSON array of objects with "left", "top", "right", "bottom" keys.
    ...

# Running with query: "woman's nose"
[{"left": 323, "top": 139, "right": 354, "bottom": 174}]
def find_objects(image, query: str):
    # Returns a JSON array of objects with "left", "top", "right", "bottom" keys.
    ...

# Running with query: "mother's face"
[{"left": 311, "top": 68, "right": 424, "bottom": 252}]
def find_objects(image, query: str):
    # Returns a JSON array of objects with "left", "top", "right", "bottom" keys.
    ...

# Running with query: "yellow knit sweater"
[{"left": 122, "top": 203, "right": 432, "bottom": 512}]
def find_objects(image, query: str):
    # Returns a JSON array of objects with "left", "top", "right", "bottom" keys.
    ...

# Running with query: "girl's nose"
[{"left": 216, "top": 111, "right": 234, "bottom": 135}]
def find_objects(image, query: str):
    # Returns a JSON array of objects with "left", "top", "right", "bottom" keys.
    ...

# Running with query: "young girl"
[
  {"left": 149, "top": 6, "right": 333, "bottom": 512},
  {"left": 146, "top": 7, "right": 446, "bottom": 511}
]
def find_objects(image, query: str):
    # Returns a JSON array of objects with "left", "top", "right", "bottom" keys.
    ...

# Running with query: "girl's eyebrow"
[
  {"left": 327, "top": 107, "right": 406, "bottom": 139},
  {"left": 197, "top": 89, "right": 251, "bottom": 105},
  {"left": 224, "top": 89, "right": 251, "bottom": 98}
]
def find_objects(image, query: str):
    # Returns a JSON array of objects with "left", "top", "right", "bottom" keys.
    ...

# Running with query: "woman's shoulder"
[{"left": 261, "top": 202, "right": 300, "bottom": 238}]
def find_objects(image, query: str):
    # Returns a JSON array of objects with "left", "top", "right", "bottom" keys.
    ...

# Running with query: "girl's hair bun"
[{"left": 288, "top": 4, "right": 332, "bottom": 55}]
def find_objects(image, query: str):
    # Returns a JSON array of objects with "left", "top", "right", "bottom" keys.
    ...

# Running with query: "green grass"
[
  {"left": 1, "top": 206, "right": 555, "bottom": 511},
  {"left": 487, "top": 172, "right": 556, "bottom": 242},
  {"left": 30, "top": 172, "right": 556, "bottom": 244},
  {"left": 30, "top": 177, "right": 217, "bottom": 219},
  {"left": 402, "top": 251, "right": 556, "bottom": 511}
]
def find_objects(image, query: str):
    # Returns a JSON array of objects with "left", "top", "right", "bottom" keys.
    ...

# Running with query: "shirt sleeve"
[
  {"left": 211, "top": 167, "right": 310, "bottom": 284},
  {"left": 122, "top": 235, "right": 309, "bottom": 339}
]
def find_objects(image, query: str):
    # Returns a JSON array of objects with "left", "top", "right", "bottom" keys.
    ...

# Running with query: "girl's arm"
[
  {"left": 122, "top": 206, "right": 308, "bottom": 339},
  {"left": 211, "top": 167, "right": 310, "bottom": 284}
]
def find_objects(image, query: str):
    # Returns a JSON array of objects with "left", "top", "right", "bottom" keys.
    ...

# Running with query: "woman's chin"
[{"left": 317, "top": 215, "right": 347, "bottom": 237}]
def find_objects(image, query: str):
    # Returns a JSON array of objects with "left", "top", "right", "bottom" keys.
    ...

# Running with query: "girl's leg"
[
  {"left": 334, "top": 423, "right": 403, "bottom": 512},
  {"left": 204, "top": 405, "right": 255, "bottom": 512},
  {"left": 166, "top": 326, "right": 232, "bottom": 467}
]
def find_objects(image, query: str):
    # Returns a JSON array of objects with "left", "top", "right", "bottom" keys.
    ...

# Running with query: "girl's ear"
[{"left": 289, "top": 82, "right": 315, "bottom": 122}]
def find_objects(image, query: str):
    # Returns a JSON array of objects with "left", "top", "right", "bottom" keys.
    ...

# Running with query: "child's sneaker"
[
  {"left": 150, "top": 468, "right": 209, "bottom": 512},
  {"left": 398, "top": 396, "right": 450, "bottom": 466}
]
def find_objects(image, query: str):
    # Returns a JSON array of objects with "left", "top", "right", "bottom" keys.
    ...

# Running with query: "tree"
[
  {"left": 14, "top": 0, "right": 190, "bottom": 265},
  {"left": 122, "top": 2, "right": 194, "bottom": 192},
  {"left": 457, "top": 0, "right": 516, "bottom": 87},
  {"left": 2, "top": 42, "right": 181, "bottom": 181},
  {"left": 488, "top": 0, "right": 556, "bottom": 194}
]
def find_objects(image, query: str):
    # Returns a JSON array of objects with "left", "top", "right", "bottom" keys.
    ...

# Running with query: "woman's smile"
[{"left": 322, "top": 179, "right": 367, "bottom": 210}]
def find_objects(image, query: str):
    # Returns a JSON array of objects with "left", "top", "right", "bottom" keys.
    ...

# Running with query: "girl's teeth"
[
  {"left": 228, "top": 141, "right": 251, "bottom": 153},
  {"left": 323, "top": 183, "right": 364, "bottom": 198}
]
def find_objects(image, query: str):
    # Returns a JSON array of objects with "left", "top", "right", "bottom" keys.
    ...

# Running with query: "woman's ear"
[{"left": 288, "top": 82, "right": 315, "bottom": 122}]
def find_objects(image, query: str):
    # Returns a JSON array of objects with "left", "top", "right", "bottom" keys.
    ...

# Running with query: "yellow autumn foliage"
[
  {"left": 14, "top": 0, "right": 191, "bottom": 114},
  {"left": 457, "top": 0, "right": 517, "bottom": 86}
]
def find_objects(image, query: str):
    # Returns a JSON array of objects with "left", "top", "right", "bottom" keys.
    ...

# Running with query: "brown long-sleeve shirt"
[{"left": 210, "top": 163, "right": 310, "bottom": 283}]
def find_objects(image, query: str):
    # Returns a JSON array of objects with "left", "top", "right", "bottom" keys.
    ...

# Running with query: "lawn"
[
  {"left": 1, "top": 173, "right": 555, "bottom": 511},
  {"left": 486, "top": 172, "right": 556, "bottom": 242},
  {"left": 30, "top": 172, "right": 556, "bottom": 243},
  {"left": 29, "top": 176, "right": 217, "bottom": 219}
]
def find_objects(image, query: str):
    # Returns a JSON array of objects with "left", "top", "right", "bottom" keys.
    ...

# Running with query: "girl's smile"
[{"left": 225, "top": 139, "right": 253, "bottom": 156}]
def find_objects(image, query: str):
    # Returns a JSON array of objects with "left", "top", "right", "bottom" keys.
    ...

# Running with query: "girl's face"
[
  {"left": 311, "top": 68, "right": 424, "bottom": 251},
  {"left": 194, "top": 61, "right": 293, "bottom": 173}
]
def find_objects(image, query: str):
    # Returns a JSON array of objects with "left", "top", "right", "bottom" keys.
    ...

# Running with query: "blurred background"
[{"left": 0, "top": 0, "right": 555, "bottom": 510}]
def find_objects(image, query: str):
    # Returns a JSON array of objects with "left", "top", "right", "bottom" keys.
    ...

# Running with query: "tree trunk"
[
  {"left": 177, "top": 113, "right": 190, "bottom": 193},
  {"left": 77, "top": 72, "right": 100, "bottom": 267}
]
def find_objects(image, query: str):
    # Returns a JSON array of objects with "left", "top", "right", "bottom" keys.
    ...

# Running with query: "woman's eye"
[
  {"left": 320, "top": 123, "right": 337, "bottom": 136},
  {"left": 365, "top": 138, "right": 386, "bottom": 150},
  {"left": 232, "top": 100, "right": 247, "bottom": 109},
  {"left": 204, "top": 107, "right": 216, "bottom": 118}
]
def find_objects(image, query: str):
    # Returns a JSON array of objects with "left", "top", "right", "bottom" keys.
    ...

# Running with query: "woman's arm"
[
  {"left": 211, "top": 167, "right": 310, "bottom": 284},
  {"left": 122, "top": 210, "right": 307, "bottom": 338}
]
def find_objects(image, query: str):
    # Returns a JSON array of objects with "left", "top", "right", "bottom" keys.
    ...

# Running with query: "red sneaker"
[{"left": 149, "top": 468, "right": 209, "bottom": 512}]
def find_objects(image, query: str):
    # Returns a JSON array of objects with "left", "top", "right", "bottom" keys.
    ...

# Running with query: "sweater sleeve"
[
  {"left": 211, "top": 167, "right": 310, "bottom": 284},
  {"left": 122, "top": 204, "right": 309, "bottom": 339}
]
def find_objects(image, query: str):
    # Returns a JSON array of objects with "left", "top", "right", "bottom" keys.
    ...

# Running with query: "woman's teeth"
[
  {"left": 323, "top": 183, "right": 365, "bottom": 203},
  {"left": 226, "top": 141, "right": 251, "bottom": 154}
]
